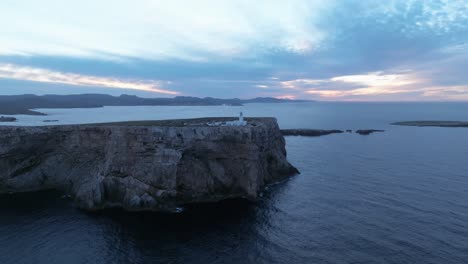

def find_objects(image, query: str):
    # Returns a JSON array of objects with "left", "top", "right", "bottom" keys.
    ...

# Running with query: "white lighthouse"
[{"left": 206, "top": 112, "right": 247, "bottom": 126}]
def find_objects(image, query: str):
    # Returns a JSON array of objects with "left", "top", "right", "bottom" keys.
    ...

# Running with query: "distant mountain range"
[{"left": 0, "top": 94, "right": 310, "bottom": 115}]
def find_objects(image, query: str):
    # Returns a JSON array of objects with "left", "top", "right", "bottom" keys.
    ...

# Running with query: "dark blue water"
[{"left": 1, "top": 102, "right": 468, "bottom": 263}]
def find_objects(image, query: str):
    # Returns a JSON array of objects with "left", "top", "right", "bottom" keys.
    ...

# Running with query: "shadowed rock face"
[{"left": 0, "top": 118, "right": 298, "bottom": 211}]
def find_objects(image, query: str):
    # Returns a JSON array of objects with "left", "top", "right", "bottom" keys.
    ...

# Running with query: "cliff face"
[{"left": 0, "top": 118, "right": 298, "bottom": 211}]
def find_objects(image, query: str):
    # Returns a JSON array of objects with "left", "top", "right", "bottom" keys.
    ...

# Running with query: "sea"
[{"left": 1, "top": 102, "right": 468, "bottom": 264}]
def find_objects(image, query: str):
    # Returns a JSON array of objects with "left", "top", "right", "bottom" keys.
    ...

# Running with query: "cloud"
[
  {"left": 0, "top": 64, "right": 178, "bottom": 95},
  {"left": 282, "top": 71, "right": 420, "bottom": 88},
  {"left": 280, "top": 71, "right": 427, "bottom": 99},
  {"left": 3, "top": 0, "right": 467, "bottom": 63},
  {"left": 422, "top": 85, "right": 468, "bottom": 100},
  {"left": 281, "top": 79, "right": 326, "bottom": 89},
  {"left": 0, "top": 0, "right": 468, "bottom": 101},
  {"left": 354, "top": 0, "right": 468, "bottom": 34},
  {"left": 276, "top": 95, "right": 297, "bottom": 100},
  {"left": 330, "top": 72, "right": 420, "bottom": 87},
  {"left": 305, "top": 86, "right": 414, "bottom": 98},
  {"left": 291, "top": 71, "right": 468, "bottom": 101},
  {"left": 0, "top": 0, "right": 330, "bottom": 61}
]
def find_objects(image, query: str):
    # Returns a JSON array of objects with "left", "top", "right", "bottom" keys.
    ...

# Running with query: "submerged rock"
[{"left": 0, "top": 118, "right": 298, "bottom": 211}]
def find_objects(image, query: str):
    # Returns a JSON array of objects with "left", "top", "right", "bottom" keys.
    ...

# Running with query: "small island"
[
  {"left": 281, "top": 129, "right": 343, "bottom": 137},
  {"left": 392, "top": 121, "right": 468, "bottom": 127},
  {"left": 281, "top": 129, "right": 385, "bottom": 137},
  {"left": 355, "top": 129, "right": 385, "bottom": 135},
  {"left": 0, "top": 116, "right": 17, "bottom": 122}
]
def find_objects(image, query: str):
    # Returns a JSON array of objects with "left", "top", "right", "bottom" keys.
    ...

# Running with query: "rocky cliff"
[{"left": 0, "top": 118, "right": 298, "bottom": 211}]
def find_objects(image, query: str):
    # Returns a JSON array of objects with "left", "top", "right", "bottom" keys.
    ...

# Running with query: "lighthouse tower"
[{"left": 235, "top": 111, "right": 246, "bottom": 126}]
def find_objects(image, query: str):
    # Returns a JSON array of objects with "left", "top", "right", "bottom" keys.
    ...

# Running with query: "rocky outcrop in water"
[
  {"left": 0, "top": 118, "right": 298, "bottom": 211},
  {"left": 281, "top": 129, "right": 343, "bottom": 137},
  {"left": 281, "top": 128, "right": 385, "bottom": 137},
  {"left": 0, "top": 116, "right": 16, "bottom": 122},
  {"left": 355, "top": 129, "right": 385, "bottom": 135}
]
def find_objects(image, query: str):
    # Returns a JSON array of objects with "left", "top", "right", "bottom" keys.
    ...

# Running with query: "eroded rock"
[{"left": 0, "top": 118, "right": 298, "bottom": 211}]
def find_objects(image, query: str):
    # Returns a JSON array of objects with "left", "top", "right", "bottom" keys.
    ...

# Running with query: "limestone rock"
[{"left": 0, "top": 118, "right": 298, "bottom": 211}]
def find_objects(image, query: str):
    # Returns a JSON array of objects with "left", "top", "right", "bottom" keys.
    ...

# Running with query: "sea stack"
[{"left": 0, "top": 117, "right": 298, "bottom": 211}]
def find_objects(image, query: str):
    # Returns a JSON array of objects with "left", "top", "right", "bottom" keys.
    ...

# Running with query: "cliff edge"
[{"left": 0, "top": 118, "right": 298, "bottom": 211}]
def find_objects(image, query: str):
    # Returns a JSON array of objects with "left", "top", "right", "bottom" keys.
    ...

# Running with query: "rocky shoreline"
[{"left": 0, "top": 118, "right": 298, "bottom": 212}]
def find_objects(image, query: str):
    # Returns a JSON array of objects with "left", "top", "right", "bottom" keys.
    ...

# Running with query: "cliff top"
[
  {"left": 0, "top": 117, "right": 277, "bottom": 128},
  {"left": 86, "top": 117, "right": 274, "bottom": 127}
]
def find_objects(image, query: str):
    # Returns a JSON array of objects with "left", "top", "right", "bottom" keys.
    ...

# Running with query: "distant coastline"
[{"left": 0, "top": 94, "right": 311, "bottom": 116}]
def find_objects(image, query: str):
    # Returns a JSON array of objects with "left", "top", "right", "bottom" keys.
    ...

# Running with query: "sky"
[{"left": 1, "top": 0, "right": 468, "bottom": 101}]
